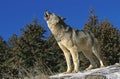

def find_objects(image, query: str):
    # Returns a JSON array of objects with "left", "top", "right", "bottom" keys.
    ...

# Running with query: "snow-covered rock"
[{"left": 49, "top": 63, "right": 120, "bottom": 79}]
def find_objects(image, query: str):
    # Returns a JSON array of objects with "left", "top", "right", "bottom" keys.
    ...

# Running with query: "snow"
[{"left": 49, "top": 63, "right": 120, "bottom": 79}]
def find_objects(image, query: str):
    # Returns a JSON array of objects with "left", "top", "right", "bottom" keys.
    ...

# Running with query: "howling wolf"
[{"left": 44, "top": 11, "right": 104, "bottom": 74}]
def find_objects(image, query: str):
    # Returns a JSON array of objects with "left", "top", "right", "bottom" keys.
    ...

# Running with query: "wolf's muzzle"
[{"left": 44, "top": 10, "right": 51, "bottom": 20}]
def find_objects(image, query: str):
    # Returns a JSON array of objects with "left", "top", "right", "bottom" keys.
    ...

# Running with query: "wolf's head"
[{"left": 44, "top": 10, "right": 66, "bottom": 25}]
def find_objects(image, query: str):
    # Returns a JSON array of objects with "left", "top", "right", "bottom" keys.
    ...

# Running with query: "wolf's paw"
[
  {"left": 100, "top": 65, "right": 105, "bottom": 68},
  {"left": 85, "top": 65, "right": 93, "bottom": 70},
  {"left": 63, "top": 71, "right": 71, "bottom": 74},
  {"left": 72, "top": 70, "right": 78, "bottom": 73},
  {"left": 63, "top": 70, "right": 71, "bottom": 74},
  {"left": 85, "top": 68, "right": 92, "bottom": 70}
]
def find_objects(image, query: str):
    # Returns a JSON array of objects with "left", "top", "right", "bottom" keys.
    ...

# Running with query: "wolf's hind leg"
[
  {"left": 92, "top": 47, "right": 104, "bottom": 68},
  {"left": 85, "top": 64, "right": 93, "bottom": 70},
  {"left": 83, "top": 50, "right": 98, "bottom": 70}
]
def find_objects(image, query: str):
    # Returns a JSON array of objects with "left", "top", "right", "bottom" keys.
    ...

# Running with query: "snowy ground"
[{"left": 49, "top": 63, "right": 120, "bottom": 79}]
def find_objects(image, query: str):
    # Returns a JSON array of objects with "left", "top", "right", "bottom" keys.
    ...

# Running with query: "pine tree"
[
  {"left": 84, "top": 9, "right": 120, "bottom": 65},
  {"left": 8, "top": 20, "right": 48, "bottom": 77},
  {"left": 0, "top": 36, "right": 12, "bottom": 78}
]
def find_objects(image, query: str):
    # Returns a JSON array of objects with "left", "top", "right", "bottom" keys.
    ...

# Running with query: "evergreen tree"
[
  {"left": 84, "top": 9, "right": 120, "bottom": 65},
  {"left": 0, "top": 36, "right": 12, "bottom": 78},
  {"left": 8, "top": 20, "right": 48, "bottom": 78}
]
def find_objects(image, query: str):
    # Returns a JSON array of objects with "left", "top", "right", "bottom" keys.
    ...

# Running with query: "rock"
[
  {"left": 85, "top": 75, "right": 106, "bottom": 79},
  {"left": 49, "top": 63, "right": 120, "bottom": 79}
]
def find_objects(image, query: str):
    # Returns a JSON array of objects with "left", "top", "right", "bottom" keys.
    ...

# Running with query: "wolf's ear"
[{"left": 60, "top": 16, "right": 66, "bottom": 21}]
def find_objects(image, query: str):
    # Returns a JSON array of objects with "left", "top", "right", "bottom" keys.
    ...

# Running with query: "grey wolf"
[{"left": 44, "top": 11, "right": 104, "bottom": 74}]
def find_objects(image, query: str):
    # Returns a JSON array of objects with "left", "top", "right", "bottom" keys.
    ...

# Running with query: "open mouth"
[
  {"left": 44, "top": 11, "right": 48, "bottom": 17},
  {"left": 44, "top": 10, "right": 51, "bottom": 20}
]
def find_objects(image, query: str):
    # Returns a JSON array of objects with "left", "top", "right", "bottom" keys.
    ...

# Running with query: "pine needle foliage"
[{"left": 84, "top": 9, "right": 120, "bottom": 65}]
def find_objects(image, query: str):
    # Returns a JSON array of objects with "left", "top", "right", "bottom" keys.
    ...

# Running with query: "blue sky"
[{"left": 0, "top": 0, "right": 120, "bottom": 40}]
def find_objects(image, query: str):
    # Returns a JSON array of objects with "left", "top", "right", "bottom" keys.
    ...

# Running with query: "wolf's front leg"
[
  {"left": 64, "top": 52, "right": 72, "bottom": 74},
  {"left": 58, "top": 43, "right": 72, "bottom": 74},
  {"left": 70, "top": 46, "right": 79, "bottom": 73}
]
